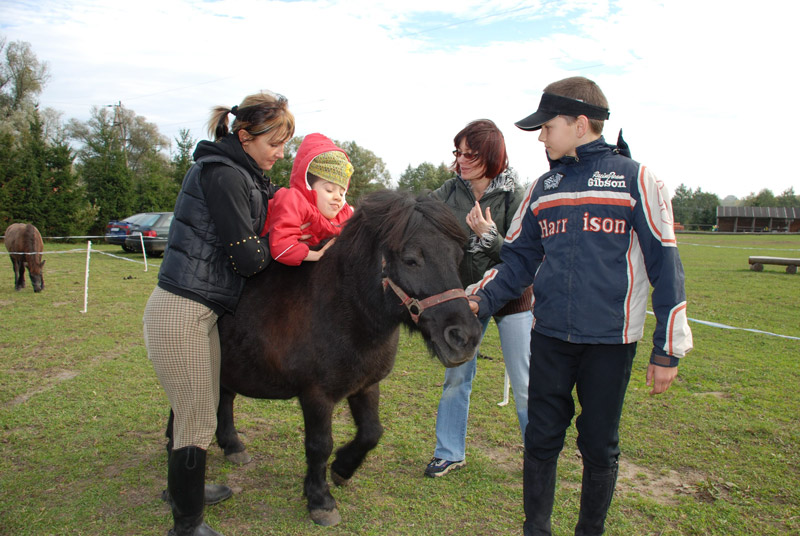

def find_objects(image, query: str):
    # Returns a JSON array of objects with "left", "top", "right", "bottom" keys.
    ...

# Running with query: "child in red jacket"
[{"left": 262, "top": 133, "right": 354, "bottom": 264}]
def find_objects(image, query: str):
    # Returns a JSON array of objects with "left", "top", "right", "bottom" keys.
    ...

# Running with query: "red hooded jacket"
[{"left": 262, "top": 133, "right": 354, "bottom": 265}]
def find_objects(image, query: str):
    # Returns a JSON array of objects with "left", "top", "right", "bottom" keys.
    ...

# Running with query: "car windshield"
[
  {"left": 138, "top": 214, "right": 162, "bottom": 227},
  {"left": 122, "top": 213, "right": 148, "bottom": 224}
]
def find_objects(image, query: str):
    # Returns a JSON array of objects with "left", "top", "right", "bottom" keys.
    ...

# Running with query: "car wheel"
[{"left": 122, "top": 244, "right": 135, "bottom": 252}]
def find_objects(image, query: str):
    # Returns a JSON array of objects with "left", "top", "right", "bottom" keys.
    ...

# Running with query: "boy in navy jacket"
[{"left": 467, "top": 76, "right": 693, "bottom": 535}]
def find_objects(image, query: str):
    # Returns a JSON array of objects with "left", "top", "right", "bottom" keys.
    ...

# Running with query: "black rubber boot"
[
  {"left": 574, "top": 463, "right": 618, "bottom": 536},
  {"left": 167, "top": 446, "right": 224, "bottom": 536},
  {"left": 522, "top": 452, "right": 559, "bottom": 536},
  {"left": 163, "top": 445, "right": 233, "bottom": 506}
]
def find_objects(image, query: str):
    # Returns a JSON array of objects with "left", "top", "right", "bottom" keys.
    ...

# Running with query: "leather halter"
[{"left": 381, "top": 268, "right": 467, "bottom": 324}]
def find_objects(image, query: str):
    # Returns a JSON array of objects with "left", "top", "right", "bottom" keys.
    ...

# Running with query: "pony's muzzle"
[{"left": 441, "top": 323, "right": 480, "bottom": 366}]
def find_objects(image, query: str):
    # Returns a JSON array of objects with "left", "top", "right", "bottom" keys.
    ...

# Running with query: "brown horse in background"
[{"left": 4, "top": 223, "right": 45, "bottom": 292}]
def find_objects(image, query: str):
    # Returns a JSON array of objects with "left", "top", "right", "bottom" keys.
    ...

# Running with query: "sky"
[{"left": 2, "top": 0, "right": 799, "bottom": 199}]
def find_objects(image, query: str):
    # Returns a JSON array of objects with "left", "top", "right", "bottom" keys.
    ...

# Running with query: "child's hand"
[
  {"left": 466, "top": 201, "right": 494, "bottom": 236},
  {"left": 299, "top": 222, "right": 312, "bottom": 243},
  {"left": 303, "top": 238, "right": 336, "bottom": 262}
]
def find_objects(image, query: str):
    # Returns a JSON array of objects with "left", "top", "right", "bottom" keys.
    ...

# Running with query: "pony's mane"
[{"left": 340, "top": 190, "right": 466, "bottom": 254}]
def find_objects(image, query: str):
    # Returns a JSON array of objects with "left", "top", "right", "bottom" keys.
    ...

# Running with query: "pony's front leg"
[
  {"left": 299, "top": 392, "right": 340, "bottom": 526},
  {"left": 331, "top": 383, "right": 383, "bottom": 486}
]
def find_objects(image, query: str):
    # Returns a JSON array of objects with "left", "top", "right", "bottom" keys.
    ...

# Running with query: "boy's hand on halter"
[{"left": 467, "top": 295, "right": 480, "bottom": 315}]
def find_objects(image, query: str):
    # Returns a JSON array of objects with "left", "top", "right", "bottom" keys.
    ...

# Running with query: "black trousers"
[{"left": 525, "top": 331, "right": 636, "bottom": 470}]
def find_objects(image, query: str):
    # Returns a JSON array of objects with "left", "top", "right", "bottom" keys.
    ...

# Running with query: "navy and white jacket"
[{"left": 468, "top": 137, "right": 693, "bottom": 365}]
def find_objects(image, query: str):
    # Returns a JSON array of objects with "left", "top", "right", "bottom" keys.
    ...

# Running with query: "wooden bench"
[{"left": 748, "top": 256, "right": 800, "bottom": 274}]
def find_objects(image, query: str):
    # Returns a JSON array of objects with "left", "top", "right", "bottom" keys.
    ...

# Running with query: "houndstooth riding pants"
[{"left": 143, "top": 286, "right": 220, "bottom": 450}]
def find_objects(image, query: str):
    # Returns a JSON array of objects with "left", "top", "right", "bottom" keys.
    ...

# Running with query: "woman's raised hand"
[{"left": 466, "top": 201, "right": 494, "bottom": 236}]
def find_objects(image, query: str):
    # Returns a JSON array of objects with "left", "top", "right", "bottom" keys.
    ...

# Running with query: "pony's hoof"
[
  {"left": 225, "top": 450, "right": 252, "bottom": 465},
  {"left": 331, "top": 470, "right": 350, "bottom": 487},
  {"left": 310, "top": 507, "right": 341, "bottom": 526}
]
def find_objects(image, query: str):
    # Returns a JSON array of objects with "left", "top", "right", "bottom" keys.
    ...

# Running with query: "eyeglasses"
[{"left": 453, "top": 150, "right": 479, "bottom": 162}]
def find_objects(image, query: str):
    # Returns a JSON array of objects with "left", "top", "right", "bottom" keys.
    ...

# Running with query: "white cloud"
[{"left": 3, "top": 0, "right": 799, "bottom": 198}]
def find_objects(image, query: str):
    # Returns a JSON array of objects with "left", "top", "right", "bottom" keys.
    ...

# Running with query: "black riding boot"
[
  {"left": 163, "top": 444, "right": 233, "bottom": 506},
  {"left": 167, "top": 446, "right": 224, "bottom": 536},
  {"left": 522, "top": 452, "right": 559, "bottom": 536},
  {"left": 574, "top": 463, "right": 618, "bottom": 536}
]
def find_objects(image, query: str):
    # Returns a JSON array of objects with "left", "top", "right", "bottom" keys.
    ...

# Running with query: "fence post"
[
  {"left": 82, "top": 240, "right": 91, "bottom": 313},
  {"left": 139, "top": 234, "right": 148, "bottom": 272},
  {"left": 498, "top": 368, "right": 510, "bottom": 407}
]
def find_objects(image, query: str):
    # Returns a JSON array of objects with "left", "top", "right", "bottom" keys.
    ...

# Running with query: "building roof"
[{"left": 716, "top": 206, "right": 800, "bottom": 218}]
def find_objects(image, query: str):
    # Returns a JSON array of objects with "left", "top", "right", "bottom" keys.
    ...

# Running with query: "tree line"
[
  {"left": 2, "top": 36, "right": 797, "bottom": 238},
  {"left": 671, "top": 185, "right": 799, "bottom": 230},
  {"left": 0, "top": 37, "right": 391, "bottom": 237}
]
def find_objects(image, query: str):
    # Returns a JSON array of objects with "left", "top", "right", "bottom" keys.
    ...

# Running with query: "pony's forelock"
[{"left": 340, "top": 191, "right": 466, "bottom": 255}]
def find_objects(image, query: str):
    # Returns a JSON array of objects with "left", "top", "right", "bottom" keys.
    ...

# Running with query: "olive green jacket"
[{"left": 431, "top": 168, "right": 524, "bottom": 288}]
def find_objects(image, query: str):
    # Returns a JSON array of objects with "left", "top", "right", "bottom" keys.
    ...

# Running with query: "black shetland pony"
[
  {"left": 4, "top": 223, "right": 45, "bottom": 292},
  {"left": 198, "top": 190, "right": 480, "bottom": 526}
]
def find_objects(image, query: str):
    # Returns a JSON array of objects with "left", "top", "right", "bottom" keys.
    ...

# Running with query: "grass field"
[{"left": 1, "top": 234, "right": 798, "bottom": 535}]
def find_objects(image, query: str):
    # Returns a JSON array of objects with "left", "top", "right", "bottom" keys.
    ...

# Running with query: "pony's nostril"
[{"left": 444, "top": 325, "right": 467, "bottom": 349}]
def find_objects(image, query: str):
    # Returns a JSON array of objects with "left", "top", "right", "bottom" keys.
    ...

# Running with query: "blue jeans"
[{"left": 433, "top": 310, "right": 533, "bottom": 461}]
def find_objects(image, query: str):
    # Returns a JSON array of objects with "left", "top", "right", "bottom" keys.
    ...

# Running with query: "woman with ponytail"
[{"left": 143, "top": 91, "right": 294, "bottom": 536}]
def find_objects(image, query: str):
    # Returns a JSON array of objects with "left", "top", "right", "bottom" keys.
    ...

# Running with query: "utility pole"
[{"left": 108, "top": 101, "right": 128, "bottom": 168}]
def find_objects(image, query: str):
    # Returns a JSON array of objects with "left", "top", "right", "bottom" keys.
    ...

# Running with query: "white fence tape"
[
  {"left": 2, "top": 241, "right": 157, "bottom": 312},
  {"left": 678, "top": 241, "right": 800, "bottom": 252},
  {"left": 498, "top": 312, "right": 799, "bottom": 405}
]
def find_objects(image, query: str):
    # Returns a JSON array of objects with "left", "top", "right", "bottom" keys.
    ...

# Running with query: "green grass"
[{"left": 0, "top": 235, "right": 798, "bottom": 535}]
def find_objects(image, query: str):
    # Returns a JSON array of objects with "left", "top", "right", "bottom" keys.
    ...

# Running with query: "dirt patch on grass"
[
  {"left": 484, "top": 444, "right": 524, "bottom": 473},
  {"left": 618, "top": 460, "right": 708, "bottom": 505},
  {"left": 5, "top": 369, "right": 79, "bottom": 407},
  {"left": 693, "top": 391, "right": 731, "bottom": 398}
]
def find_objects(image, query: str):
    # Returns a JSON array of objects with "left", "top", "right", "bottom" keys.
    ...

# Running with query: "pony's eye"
[{"left": 403, "top": 256, "right": 422, "bottom": 268}]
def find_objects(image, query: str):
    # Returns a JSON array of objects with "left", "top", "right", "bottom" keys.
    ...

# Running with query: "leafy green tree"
[
  {"left": 0, "top": 37, "right": 50, "bottom": 136},
  {"left": 0, "top": 36, "right": 90, "bottom": 235},
  {"left": 692, "top": 189, "right": 720, "bottom": 227},
  {"left": 68, "top": 107, "right": 134, "bottom": 233},
  {"left": 337, "top": 140, "right": 390, "bottom": 205},
  {"left": 0, "top": 130, "right": 12, "bottom": 226},
  {"left": 268, "top": 136, "right": 302, "bottom": 189},
  {"left": 775, "top": 187, "right": 799, "bottom": 207},
  {"left": 2, "top": 116, "right": 45, "bottom": 225},
  {"left": 0, "top": 112, "right": 86, "bottom": 235},
  {"left": 397, "top": 162, "right": 452, "bottom": 194},
  {"left": 671, "top": 184, "right": 719, "bottom": 229},
  {"left": 171, "top": 129, "right": 195, "bottom": 185},
  {"left": 670, "top": 183, "right": 693, "bottom": 225},
  {"left": 741, "top": 188, "right": 776, "bottom": 207},
  {"left": 69, "top": 104, "right": 177, "bottom": 229},
  {"left": 133, "top": 152, "right": 176, "bottom": 212},
  {"left": 41, "top": 138, "right": 90, "bottom": 236}
]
